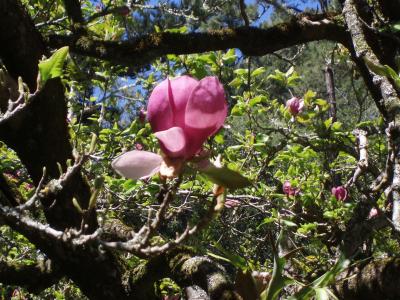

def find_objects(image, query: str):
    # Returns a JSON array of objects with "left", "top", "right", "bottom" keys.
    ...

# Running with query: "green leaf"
[
  {"left": 222, "top": 48, "right": 237, "bottom": 64},
  {"left": 198, "top": 164, "right": 252, "bottom": 189},
  {"left": 251, "top": 67, "right": 266, "bottom": 77},
  {"left": 392, "top": 24, "right": 400, "bottom": 32},
  {"left": 364, "top": 58, "right": 400, "bottom": 88},
  {"left": 38, "top": 46, "right": 69, "bottom": 85},
  {"left": 257, "top": 217, "right": 276, "bottom": 229},
  {"left": 285, "top": 66, "right": 294, "bottom": 77},
  {"left": 264, "top": 254, "right": 292, "bottom": 300},
  {"left": 324, "top": 117, "right": 333, "bottom": 129},
  {"left": 331, "top": 121, "right": 342, "bottom": 131},
  {"left": 282, "top": 219, "right": 297, "bottom": 227},
  {"left": 249, "top": 95, "right": 267, "bottom": 107},
  {"left": 315, "top": 288, "right": 330, "bottom": 300},
  {"left": 229, "top": 77, "right": 243, "bottom": 88},
  {"left": 287, "top": 255, "right": 350, "bottom": 300},
  {"left": 214, "top": 133, "right": 225, "bottom": 144},
  {"left": 210, "top": 243, "right": 248, "bottom": 269}
]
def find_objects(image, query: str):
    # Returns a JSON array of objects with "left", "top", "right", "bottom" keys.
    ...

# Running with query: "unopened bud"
[{"left": 286, "top": 97, "right": 304, "bottom": 116}]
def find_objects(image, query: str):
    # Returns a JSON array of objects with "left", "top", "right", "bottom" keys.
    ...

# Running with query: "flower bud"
[
  {"left": 224, "top": 199, "right": 241, "bottom": 208},
  {"left": 135, "top": 143, "right": 143, "bottom": 151},
  {"left": 331, "top": 186, "right": 348, "bottom": 201},
  {"left": 286, "top": 97, "right": 304, "bottom": 116},
  {"left": 283, "top": 180, "right": 300, "bottom": 196},
  {"left": 368, "top": 207, "right": 379, "bottom": 219}
]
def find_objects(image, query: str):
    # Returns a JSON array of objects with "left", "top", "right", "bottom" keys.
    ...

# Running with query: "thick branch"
[
  {"left": 130, "top": 248, "right": 238, "bottom": 300},
  {"left": 47, "top": 13, "right": 348, "bottom": 70},
  {"left": 0, "top": 259, "right": 61, "bottom": 294},
  {"left": 62, "top": 0, "right": 86, "bottom": 32},
  {"left": 336, "top": 257, "right": 400, "bottom": 299},
  {"left": 343, "top": 0, "right": 400, "bottom": 122},
  {"left": 0, "top": 0, "right": 47, "bottom": 90}
]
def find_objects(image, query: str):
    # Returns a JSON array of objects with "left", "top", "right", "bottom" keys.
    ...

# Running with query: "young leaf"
[
  {"left": 38, "top": 46, "right": 69, "bottom": 85},
  {"left": 197, "top": 164, "right": 252, "bottom": 189}
]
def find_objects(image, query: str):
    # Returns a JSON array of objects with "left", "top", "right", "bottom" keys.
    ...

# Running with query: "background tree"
[{"left": 1, "top": 0, "right": 400, "bottom": 299}]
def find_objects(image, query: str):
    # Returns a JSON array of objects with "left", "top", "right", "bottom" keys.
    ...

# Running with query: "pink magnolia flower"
[
  {"left": 331, "top": 186, "right": 348, "bottom": 201},
  {"left": 112, "top": 76, "right": 228, "bottom": 180},
  {"left": 368, "top": 207, "right": 379, "bottom": 219},
  {"left": 283, "top": 180, "right": 300, "bottom": 196},
  {"left": 286, "top": 97, "right": 304, "bottom": 116}
]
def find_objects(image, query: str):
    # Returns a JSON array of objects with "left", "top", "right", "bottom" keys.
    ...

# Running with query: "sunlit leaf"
[{"left": 38, "top": 46, "right": 69, "bottom": 85}]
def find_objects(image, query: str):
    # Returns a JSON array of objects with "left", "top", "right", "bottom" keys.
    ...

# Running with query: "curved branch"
[{"left": 47, "top": 13, "right": 348, "bottom": 71}]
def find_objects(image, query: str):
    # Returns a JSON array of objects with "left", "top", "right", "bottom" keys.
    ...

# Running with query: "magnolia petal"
[
  {"left": 168, "top": 75, "right": 199, "bottom": 128},
  {"left": 154, "top": 127, "right": 187, "bottom": 158},
  {"left": 185, "top": 76, "right": 227, "bottom": 131},
  {"left": 111, "top": 150, "right": 162, "bottom": 180},
  {"left": 183, "top": 77, "right": 228, "bottom": 157},
  {"left": 147, "top": 78, "right": 174, "bottom": 132}
]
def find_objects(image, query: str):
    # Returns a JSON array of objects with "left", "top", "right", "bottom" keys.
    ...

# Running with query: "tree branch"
[
  {"left": 343, "top": 0, "right": 400, "bottom": 122},
  {"left": 336, "top": 257, "right": 400, "bottom": 299},
  {"left": 46, "top": 13, "right": 348, "bottom": 71},
  {"left": 0, "top": 259, "right": 62, "bottom": 294},
  {"left": 0, "top": 0, "right": 47, "bottom": 90}
]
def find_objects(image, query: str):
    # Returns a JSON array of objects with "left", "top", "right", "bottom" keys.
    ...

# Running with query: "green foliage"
[
  {"left": 38, "top": 46, "right": 69, "bottom": 85},
  {"left": 1, "top": 1, "right": 397, "bottom": 298}
]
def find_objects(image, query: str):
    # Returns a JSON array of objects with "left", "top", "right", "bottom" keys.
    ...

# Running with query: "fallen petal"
[{"left": 112, "top": 150, "right": 162, "bottom": 180}]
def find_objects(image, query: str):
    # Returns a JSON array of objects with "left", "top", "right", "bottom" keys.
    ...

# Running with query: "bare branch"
[{"left": 345, "top": 129, "right": 368, "bottom": 187}]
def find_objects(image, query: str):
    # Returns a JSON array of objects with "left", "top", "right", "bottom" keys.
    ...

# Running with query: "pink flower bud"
[
  {"left": 224, "top": 199, "right": 241, "bottom": 208},
  {"left": 331, "top": 186, "right": 348, "bottom": 201},
  {"left": 147, "top": 76, "right": 228, "bottom": 159},
  {"left": 283, "top": 181, "right": 300, "bottom": 196},
  {"left": 135, "top": 143, "right": 143, "bottom": 150},
  {"left": 286, "top": 97, "right": 304, "bottom": 116},
  {"left": 368, "top": 207, "right": 379, "bottom": 219}
]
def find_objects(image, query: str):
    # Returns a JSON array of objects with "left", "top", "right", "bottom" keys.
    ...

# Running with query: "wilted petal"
[
  {"left": 112, "top": 150, "right": 162, "bottom": 180},
  {"left": 147, "top": 79, "right": 174, "bottom": 132},
  {"left": 154, "top": 127, "right": 187, "bottom": 158}
]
